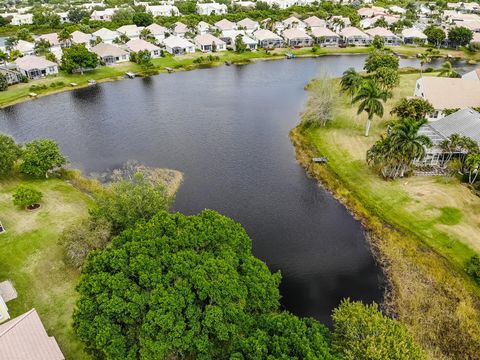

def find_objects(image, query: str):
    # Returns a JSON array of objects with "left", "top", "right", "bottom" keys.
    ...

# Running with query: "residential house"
[
  {"left": 365, "top": 27, "right": 401, "bottom": 45},
  {"left": 360, "top": 14, "right": 400, "bottom": 29},
  {"left": 91, "top": 43, "right": 129, "bottom": 65},
  {"left": 357, "top": 6, "right": 387, "bottom": 19},
  {"left": 71, "top": 30, "right": 92, "bottom": 48},
  {"left": 234, "top": 1, "right": 256, "bottom": 8},
  {"left": 472, "top": 32, "right": 480, "bottom": 44},
  {"left": 14, "top": 55, "right": 58, "bottom": 79},
  {"left": 57, "top": 12, "right": 70, "bottom": 23},
  {"left": 328, "top": 16, "right": 351, "bottom": 32},
  {"left": 6, "top": 13, "right": 33, "bottom": 25},
  {"left": 262, "top": 0, "right": 297, "bottom": 10},
  {"left": 0, "top": 309, "right": 64, "bottom": 360},
  {"left": 303, "top": 16, "right": 326, "bottom": 31},
  {"left": 197, "top": 21, "right": 211, "bottom": 35},
  {"left": 125, "top": 39, "right": 161, "bottom": 57},
  {"left": 237, "top": 18, "right": 260, "bottom": 34},
  {"left": 414, "top": 77, "right": 480, "bottom": 120},
  {"left": 0, "top": 281, "right": 17, "bottom": 323},
  {"left": 146, "top": 4, "right": 180, "bottom": 17},
  {"left": 173, "top": 22, "right": 189, "bottom": 37},
  {"left": 146, "top": 23, "right": 167, "bottom": 42},
  {"left": 417, "top": 108, "right": 480, "bottom": 165},
  {"left": 311, "top": 27, "right": 340, "bottom": 47},
  {"left": 117, "top": 25, "right": 144, "bottom": 40},
  {"left": 338, "top": 26, "right": 371, "bottom": 45},
  {"left": 462, "top": 68, "right": 480, "bottom": 80},
  {"left": 231, "top": 33, "right": 257, "bottom": 51},
  {"left": 194, "top": 33, "right": 226, "bottom": 52},
  {"left": 282, "top": 16, "right": 306, "bottom": 31},
  {"left": 401, "top": 27, "right": 428, "bottom": 45},
  {"left": 453, "top": 20, "right": 480, "bottom": 32},
  {"left": 389, "top": 5, "right": 406, "bottom": 14},
  {"left": 0, "top": 68, "right": 22, "bottom": 85},
  {"left": 92, "top": 28, "right": 120, "bottom": 44},
  {"left": 37, "top": 33, "right": 61, "bottom": 50},
  {"left": 90, "top": 8, "right": 116, "bottom": 21},
  {"left": 253, "top": 29, "right": 284, "bottom": 48},
  {"left": 162, "top": 36, "right": 196, "bottom": 55},
  {"left": 14, "top": 40, "right": 35, "bottom": 56},
  {"left": 215, "top": 18, "right": 237, "bottom": 32},
  {"left": 282, "top": 28, "right": 313, "bottom": 47},
  {"left": 196, "top": 2, "right": 228, "bottom": 15}
]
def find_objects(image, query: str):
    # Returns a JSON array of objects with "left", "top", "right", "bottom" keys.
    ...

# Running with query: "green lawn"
[{"left": 0, "top": 177, "right": 91, "bottom": 359}]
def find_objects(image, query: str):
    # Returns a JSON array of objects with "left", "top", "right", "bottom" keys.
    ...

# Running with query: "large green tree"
[
  {"left": 61, "top": 44, "right": 98, "bottom": 74},
  {"left": 12, "top": 185, "right": 43, "bottom": 209},
  {"left": 391, "top": 98, "right": 434, "bottom": 121},
  {"left": 448, "top": 26, "right": 473, "bottom": 48},
  {"left": 0, "top": 73, "right": 8, "bottom": 91},
  {"left": 0, "top": 134, "right": 22, "bottom": 176},
  {"left": 333, "top": 299, "right": 426, "bottom": 360},
  {"left": 73, "top": 210, "right": 285, "bottom": 359},
  {"left": 364, "top": 51, "right": 399, "bottom": 73},
  {"left": 68, "top": 8, "right": 90, "bottom": 23},
  {"left": 340, "top": 67, "right": 364, "bottom": 102},
  {"left": 352, "top": 80, "right": 391, "bottom": 136},
  {"left": 424, "top": 25, "right": 446, "bottom": 48},
  {"left": 19, "top": 139, "right": 67, "bottom": 178},
  {"left": 132, "top": 12, "right": 153, "bottom": 27}
]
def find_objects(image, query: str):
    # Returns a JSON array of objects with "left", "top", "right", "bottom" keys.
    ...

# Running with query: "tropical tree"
[
  {"left": 424, "top": 25, "right": 446, "bottom": 48},
  {"left": 448, "top": 26, "right": 473, "bottom": 48},
  {"left": 67, "top": 8, "right": 90, "bottom": 23},
  {"left": 340, "top": 67, "right": 364, "bottom": 102},
  {"left": 139, "top": 28, "right": 153, "bottom": 41},
  {"left": 58, "top": 29, "right": 73, "bottom": 48},
  {"left": 113, "top": 33, "right": 130, "bottom": 45},
  {"left": 364, "top": 50, "right": 399, "bottom": 73},
  {"left": 352, "top": 80, "right": 391, "bottom": 136},
  {"left": 12, "top": 185, "right": 43, "bottom": 209},
  {"left": 4, "top": 37, "right": 18, "bottom": 52},
  {"left": 438, "top": 61, "right": 459, "bottom": 78},
  {"left": 0, "top": 73, "right": 8, "bottom": 91},
  {"left": 16, "top": 28, "right": 33, "bottom": 42},
  {"left": 34, "top": 39, "right": 51, "bottom": 56},
  {"left": 465, "top": 153, "right": 480, "bottom": 184},
  {"left": 0, "top": 134, "right": 22, "bottom": 176},
  {"left": 391, "top": 98, "right": 434, "bottom": 121},
  {"left": 132, "top": 12, "right": 153, "bottom": 27},
  {"left": 373, "top": 66, "right": 400, "bottom": 91},
  {"left": 371, "top": 35, "right": 385, "bottom": 50},
  {"left": 19, "top": 139, "right": 67, "bottom": 178},
  {"left": 418, "top": 52, "right": 431, "bottom": 75},
  {"left": 234, "top": 34, "right": 247, "bottom": 53},
  {"left": 61, "top": 44, "right": 98, "bottom": 74}
]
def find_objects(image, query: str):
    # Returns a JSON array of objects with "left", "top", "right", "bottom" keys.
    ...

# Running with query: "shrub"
[
  {"left": 0, "top": 73, "right": 8, "bottom": 91},
  {"left": 20, "top": 139, "right": 67, "bottom": 178},
  {"left": 466, "top": 255, "right": 480, "bottom": 284},
  {"left": 12, "top": 185, "right": 42, "bottom": 209},
  {"left": 0, "top": 134, "right": 22, "bottom": 177}
]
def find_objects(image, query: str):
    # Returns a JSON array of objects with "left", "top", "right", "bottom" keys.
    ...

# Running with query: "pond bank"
[{"left": 289, "top": 73, "right": 480, "bottom": 358}]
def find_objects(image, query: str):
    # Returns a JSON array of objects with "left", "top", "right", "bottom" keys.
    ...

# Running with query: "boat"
[{"left": 87, "top": 80, "right": 97, "bottom": 86}]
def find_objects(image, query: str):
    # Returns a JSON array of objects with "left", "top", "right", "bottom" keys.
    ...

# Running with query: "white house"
[
  {"left": 5, "top": 13, "right": 33, "bottom": 25},
  {"left": 311, "top": 27, "right": 340, "bottom": 47},
  {"left": 414, "top": 77, "right": 480, "bottom": 120},
  {"left": 462, "top": 68, "right": 480, "bottom": 81},
  {"left": 146, "top": 4, "right": 180, "bottom": 17},
  {"left": 162, "top": 36, "right": 195, "bottom": 55},
  {"left": 37, "top": 33, "right": 61, "bottom": 50},
  {"left": 282, "top": 28, "right": 313, "bottom": 47},
  {"left": 196, "top": 21, "right": 211, "bottom": 35},
  {"left": 194, "top": 33, "right": 226, "bottom": 52},
  {"left": 90, "top": 8, "right": 116, "bottom": 21},
  {"left": 117, "top": 25, "right": 144, "bottom": 40},
  {"left": 357, "top": 6, "right": 387, "bottom": 18},
  {"left": 71, "top": 31, "right": 92, "bottom": 48},
  {"left": 215, "top": 19, "right": 237, "bottom": 32},
  {"left": 282, "top": 16, "right": 306, "bottom": 31},
  {"left": 328, "top": 16, "right": 351, "bottom": 32},
  {"left": 303, "top": 16, "right": 326, "bottom": 31},
  {"left": 364, "top": 27, "right": 401, "bottom": 45},
  {"left": 196, "top": 2, "right": 228, "bottom": 15},
  {"left": 57, "top": 11, "right": 70, "bottom": 23},
  {"left": 92, "top": 28, "right": 120, "bottom": 44},
  {"left": 233, "top": 34, "right": 257, "bottom": 51},
  {"left": 389, "top": 5, "right": 406, "bottom": 14},
  {"left": 125, "top": 39, "right": 161, "bottom": 57},
  {"left": 146, "top": 23, "right": 167, "bottom": 42},
  {"left": 91, "top": 43, "right": 129, "bottom": 65},
  {"left": 237, "top": 18, "right": 260, "bottom": 34},
  {"left": 262, "top": 0, "right": 297, "bottom": 10},
  {"left": 173, "top": 22, "right": 189, "bottom": 37},
  {"left": 338, "top": 26, "right": 371, "bottom": 45},
  {"left": 14, "top": 55, "right": 58, "bottom": 79},
  {"left": 253, "top": 29, "right": 284, "bottom": 48},
  {"left": 13, "top": 40, "right": 35, "bottom": 56},
  {"left": 401, "top": 27, "right": 427, "bottom": 45}
]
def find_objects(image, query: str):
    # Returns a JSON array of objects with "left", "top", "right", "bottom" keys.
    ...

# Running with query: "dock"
[
  {"left": 125, "top": 72, "right": 137, "bottom": 79},
  {"left": 87, "top": 80, "right": 97, "bottom": 86},
  {"left": 69, "top": 82, "right": 77, "bottom": 87},
  {"left": 28, "top": 92, "right": 37, "bottom": 98},
  {"left": 164, "top": 67, "right": 174, "bottom": 73}
]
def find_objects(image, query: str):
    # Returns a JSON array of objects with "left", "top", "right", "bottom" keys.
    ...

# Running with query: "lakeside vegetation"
[{"left": 291, "top": 70, "right": 480, "bottom": 358}]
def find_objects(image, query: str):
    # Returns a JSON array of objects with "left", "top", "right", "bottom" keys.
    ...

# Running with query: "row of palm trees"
[{"left": 340, "top": 68, "right": 392, "bottom": 137}]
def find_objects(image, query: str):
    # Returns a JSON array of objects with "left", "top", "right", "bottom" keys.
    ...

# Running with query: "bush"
[
  {"left": 466, "top": 255, "right": 480, "bottom": 284},
  {"left": 20, "top": 139, "right": 67, "bottom": 178},
  {"left": 12, "top": 185, "right": 42, "bottom": 209},
  {"left": 0, "top": 73, "right": 8, "bottom": 91},
  {"left": 0, "top": 134, "right": 22, "bottom": 177}
]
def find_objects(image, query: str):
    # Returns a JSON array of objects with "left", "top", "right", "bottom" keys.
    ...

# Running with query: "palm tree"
[
  {"left": 58, "top": 29, "right": 73, "bottom": 48},
  {"left": 465, "top": 153, "right": 480, "bottom": 184},
  {"left": 419, "top": 53, "right": 431, "bottom": 76},
  {"left": 340, "top": 68, "right": 364, "bottom": 102},
  {"left": 438, "top": 61, "right": 459, "bottom": 78},
  {"left": 4, "top": 36, "right": 18, "bottom": 52},
  {"left": 34, "top": 39, "right": 51, "bottom": 56},
  {"left": 391, "top": 118, "right": 432, "bottom": 166},
  {"left": 140, "top": 28, "right": 152, "bottom": 41},
  {"left": 352, "top": 80, "right": 391, "bottom": 137}
]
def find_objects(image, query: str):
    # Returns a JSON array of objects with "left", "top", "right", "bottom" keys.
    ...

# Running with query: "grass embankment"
[
  {"left": 0, "top": 177, "right": 91, "bottom": 359},
  {"left": 2, "top": 44, "right": 475, "bottom": 109},
  {"left": 291, "top": 73, "right": 480, "bottom": 358}
]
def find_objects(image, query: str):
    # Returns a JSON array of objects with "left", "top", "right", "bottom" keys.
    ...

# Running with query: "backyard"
[{"left": 0, "top": 177, "right": 91, "bottom": 359}]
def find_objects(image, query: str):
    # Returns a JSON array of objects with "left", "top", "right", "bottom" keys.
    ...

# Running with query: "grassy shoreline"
[
  {"left": 290, "top": 74, "right": 480, "bottom": 358},
  {"left": 1, "top": 44, "right": 474, "bottom": 109}
]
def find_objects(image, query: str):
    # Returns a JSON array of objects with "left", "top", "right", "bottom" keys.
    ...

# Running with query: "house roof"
[
  {"left": 116, "top": 25, "right": 144, "bottom": 37},
  {"left": 15, "top": 39, "right": 34, "bottom": 53},
  {"left": 339, "top": 26, "right": 369, "bottom": 38},
  {"left": 253, "top": 29, "right": 282, "bottom": 41},
  {"left": 197, "top": 21, "right": 211, "bottom": 30},
  {"left": 163, "top": 35, "right": 195, "bottom": 49},
  {"left": 146, "top": 23, "right": 167, "bottom": 35},
  {"left": 92, "top": 27, "right": 119, "bottom": 40},
  {"left": 282, "top": 16, "right": 304, "bottom": 26},
  {"left": 71, "top": 30, "right": 91, "bottom": 44},
  {"left": 215, "top": 18, "right": 236, "bottom": 31},
  {"left": 311, "top": 27, "right": 339, "bottom": 38},
  {"left": 472, "top": 32, "right": 480, "bottom": 43},
  {"left": 401, "top": 27, "right": 427, "bottom": 39},
  {"left": 364, "top": 26, "right": 396, "bottom": 37},
  {"left": 194, "top": 33, "right": 226, "bottom": 46},
  {"left": 91, "top": 43, "right": 128, "bottom": 57},
  {"left": 37, "top": 33, "right": 60, "bottom": 46},
  {"left": 420, "top": 108, "right": 480, "bottom": 145},
  {"left": 0, "top": 281, "right": 17, "bottom": 302},
  {"left": 173, "top": 22, "right": 188, "bottom": 33},
  {"left": 14, "top": 55, "right": 57, "bottom": 71},
  {"left": 462, "top": 68, "right": 480, "bottom": 81},
  {"left": 125, "top": 39, "right": 159, "bottom": 52},
  {"left": 282, "top": 28, "right": 312, "bottom": 40},
  {"left": 0, "top": 309, "right": 64, "bottom": 360},
  {"left": 237, "top": 17, "right": 258, "bottom": 29},
  {"left": 418, "top": 77, "right": 480, "bottom": 109},
  {"left": 303, "top": 16, "right": 325, "bottom": 27}
]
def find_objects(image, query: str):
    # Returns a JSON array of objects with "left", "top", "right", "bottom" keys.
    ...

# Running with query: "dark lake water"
[{"left": 0, "top": 55, "right": 465, "bottom": 324}]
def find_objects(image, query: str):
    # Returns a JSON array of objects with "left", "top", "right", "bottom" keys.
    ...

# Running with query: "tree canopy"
[
  {"left": 132, "top": 12, "right": 154, "bottom": 27},
  {"left": 12, "top": 185, "right": 43, "bottom": 209},
  {"left": 391, "top": 98, "right": 434, "bottom": 121},
  {"left": 424, "top": 25, "right": 446, "bottom": 47},
  {"left": 448, "top": 26, "right": 473, "bottom": 48},
  {"left": 364, "top": 51, "right": 399, "bottom": 73},
  {"left": 61, "top": 44, "right": 99, "bottom": 74},
  {"left": 0, "top": 134, "right": 22, "bottom": 176},
  {"left": 19, "top": 139, "right": 67, "bottom": 178}
]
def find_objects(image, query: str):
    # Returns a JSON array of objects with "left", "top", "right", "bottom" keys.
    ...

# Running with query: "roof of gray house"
[{"left": 419, "top": 108, "right": 480, "bottom": 145}]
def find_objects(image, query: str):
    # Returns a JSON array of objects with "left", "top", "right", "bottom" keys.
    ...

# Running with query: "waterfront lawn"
[
  {"left": 0, "top": 177, "right": 91, "bottom": 359},
  {"left": 302, "top": 73, "right": 480, "bottom": 271}
]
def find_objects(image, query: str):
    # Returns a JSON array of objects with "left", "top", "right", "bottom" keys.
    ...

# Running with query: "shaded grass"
[
  {"left": 0, "top": 177, "right": 91, "bottom": 359},
  {"left": 438, "top": 207, "right": 463, "bottom": 226}
]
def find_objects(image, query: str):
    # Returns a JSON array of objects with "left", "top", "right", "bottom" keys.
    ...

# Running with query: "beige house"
[
  {"left": 253, "top": 29, "right": 284, "bottom": 49},
  {"left": 401, "top": 28, "right": 427, "bottom": 45},
  {"left": 146, "top": 23, "right": 167, "bottom": 42},
  {"left": 303, "top": 16, "right": 326, "bottom": 30},
  {"left": 71, "top": 30, "right": 92, "bottom": 48},
  {"left": 14, "top": 56, "right": 58, "bottom": 79},
  {"left": 311, "top": 27, "right": 340, "bottom": 47},
  {"left": 236, "top": 18, "right": 259, "bottom": 34},
  {"left": 338, "top": 26, "right": 371, "bottom": 46},
  {"left": 125, "top": 39, "right": 161, "bottom": 58},
  {"left": 194, "top": 34, "right": 227, "bottom": 52},
  {"left": 414, "top": 77, "right": 480, "bottom": 120},
  {"left": 117, "top": 25, "right": 144, "bottom": 40},
  {"left": 91, "top": 43, "right": 129, "bottom": 65},
  {"left": 282, "top": 28, "right": 313, "bottom": 47},
  {"left": 0, "top": 309, "right": 64, "bottom": 360},
  {"left": 162, "top": 36, "right": 196, "bottom": 55},
  {"left": 364, "top": 26, "right": 401, "bottom": 45}
]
